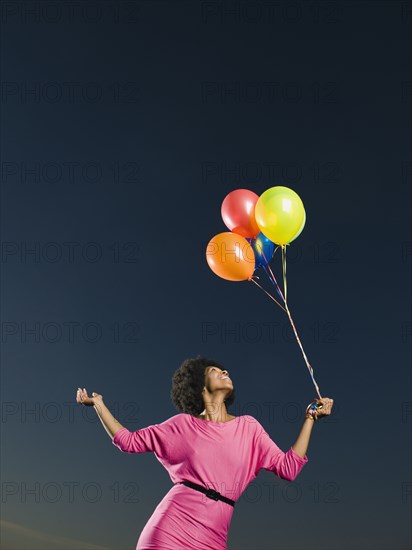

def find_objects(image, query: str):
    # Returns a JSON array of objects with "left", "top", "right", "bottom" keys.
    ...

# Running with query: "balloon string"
[
  {"left": 259, "top": 243, "right": 322, "bottom": 400},
  {"left": 249, "top": 276, "right": 287, "bottom": 313},
  {"left": 281, "top": 245, "right": 287, "bottom": 303},
  {"left": 262, "top": 265, "right": 284, "bottom": 301},
  {"left": 259, "top": 246, "right": 286, "bottom": 304},
  {"left": 283, "top": 301, "right": 322, "bottom": 400}
]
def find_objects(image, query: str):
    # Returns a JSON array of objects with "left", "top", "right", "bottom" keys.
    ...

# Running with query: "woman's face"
[{"left": 203, "top": 366, "right": 234, "bottom": 398}]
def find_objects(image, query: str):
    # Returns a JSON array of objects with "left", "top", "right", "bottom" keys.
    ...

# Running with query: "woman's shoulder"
[
  {"left": 241, "top": 414, "right": 259, "bottom": 422},
  {"left": 241, "top": 414, "right": 265, "bottom": 430}
]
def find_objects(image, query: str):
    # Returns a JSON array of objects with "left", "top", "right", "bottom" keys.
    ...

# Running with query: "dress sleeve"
[
  {"left": 254, "top": 420, "right": 308, "bottom": 481},
  {"left": 111, "top": 417, "right": 176, "bottom": 458}
]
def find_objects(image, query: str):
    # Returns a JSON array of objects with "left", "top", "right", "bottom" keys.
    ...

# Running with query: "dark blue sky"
[{"left": 1, "top": 1, "right": 411, "bottom": 549}]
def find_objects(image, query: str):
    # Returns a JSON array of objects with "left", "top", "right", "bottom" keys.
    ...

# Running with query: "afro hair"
[{"left": 170, "top": 355, "right": 235, "bottom": 416}]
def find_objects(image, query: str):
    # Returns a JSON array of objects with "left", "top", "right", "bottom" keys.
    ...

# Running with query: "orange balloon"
[{"left": 206, "top": 232, "right": 255, "bottom": 281}]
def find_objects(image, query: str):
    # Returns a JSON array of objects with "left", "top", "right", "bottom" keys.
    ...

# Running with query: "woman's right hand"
[
  {"left": 76, "top": 387, "right": 103, "bottom": 407},
  {"left": 306, "top": 397, "right": 334, "bottom": 420}
]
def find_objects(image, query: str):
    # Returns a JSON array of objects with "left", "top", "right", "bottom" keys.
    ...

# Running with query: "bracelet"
[{"left": 305, "top": 400, "right": 320, "bottom": 421}]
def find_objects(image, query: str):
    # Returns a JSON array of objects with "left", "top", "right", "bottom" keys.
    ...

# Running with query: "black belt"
[{"left": 179, "top": 481, "right": 235, "bottom": 507}]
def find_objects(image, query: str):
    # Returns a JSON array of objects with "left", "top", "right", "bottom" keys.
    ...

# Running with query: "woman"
[{"left": 76, "top": 355, "right": 333, "bottom": 550}]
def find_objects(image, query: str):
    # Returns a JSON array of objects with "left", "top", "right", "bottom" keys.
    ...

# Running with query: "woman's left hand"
[{"left": 313, "top": 397, "right": 334, "bottom": 419}]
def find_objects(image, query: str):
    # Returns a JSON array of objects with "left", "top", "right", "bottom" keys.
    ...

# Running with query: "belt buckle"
[{"left": 205, "top": 488, "right": 220, "bottom": 501}]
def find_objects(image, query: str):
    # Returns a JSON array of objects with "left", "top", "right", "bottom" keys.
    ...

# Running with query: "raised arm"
[
  {"left": 254, "top": 420, "right": 309, "bottom": 482},
  {"left": 292, "top": 397, "right": 335, "bottom": 458},
  {"left": 291, "top": 417, "right": 314, "bottom": 458},
  {"left": 76, "top": 388, "right": 124, "bottom": 439},
  {"left": 94, "top": 399, "right": 124, "bottom": 439},
  {"left": 76, "top": 387, "right": 177, "bottom": 458}
]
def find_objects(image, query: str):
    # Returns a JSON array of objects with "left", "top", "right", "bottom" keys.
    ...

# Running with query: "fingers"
[
  {"left": 76, "top": 387, "right": 88, "bottom": 404},
  {"left": 76, "top": 387, "right": 99, "bottom": 406},
  {"left": 316, "top": 397, "right": 334, "bottom": 416},
  {"left": 317, "top": 397, "right": 333, "bottom": 408},
  {"left": 76, "top": 387, "right": 102, "bottom": 408}
]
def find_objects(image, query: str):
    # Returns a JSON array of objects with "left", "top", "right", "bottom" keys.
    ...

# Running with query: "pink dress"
[{"left": 112, "top": 413, "right": 308, "bottom": 550}]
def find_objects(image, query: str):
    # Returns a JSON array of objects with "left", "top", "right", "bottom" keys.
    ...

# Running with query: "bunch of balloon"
[
  {"left": 205, "top": 189, "right": 261, "bottom": 282},
  {"left": 205, "top": 188, "right": 282, "bottom": 281},
  {"left": 205, "top": 186, "right": 322, "bottom": 399}
]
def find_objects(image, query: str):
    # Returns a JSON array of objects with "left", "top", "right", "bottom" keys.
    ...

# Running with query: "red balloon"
[{"left": 221, "top": 189, "right": 260, "bottom": 238}]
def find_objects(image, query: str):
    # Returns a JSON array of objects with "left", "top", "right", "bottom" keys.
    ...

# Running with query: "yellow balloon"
[
  {"left": 255, "top": 186, "right": 306, "bottom": 245},
  {"left": 290, "top": 208, "right": 306, "bottom": 243}
]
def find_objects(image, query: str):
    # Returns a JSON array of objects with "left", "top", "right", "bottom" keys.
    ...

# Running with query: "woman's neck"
[{"left": 198, "top": 408, "right": 232, "bottom": 422}]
